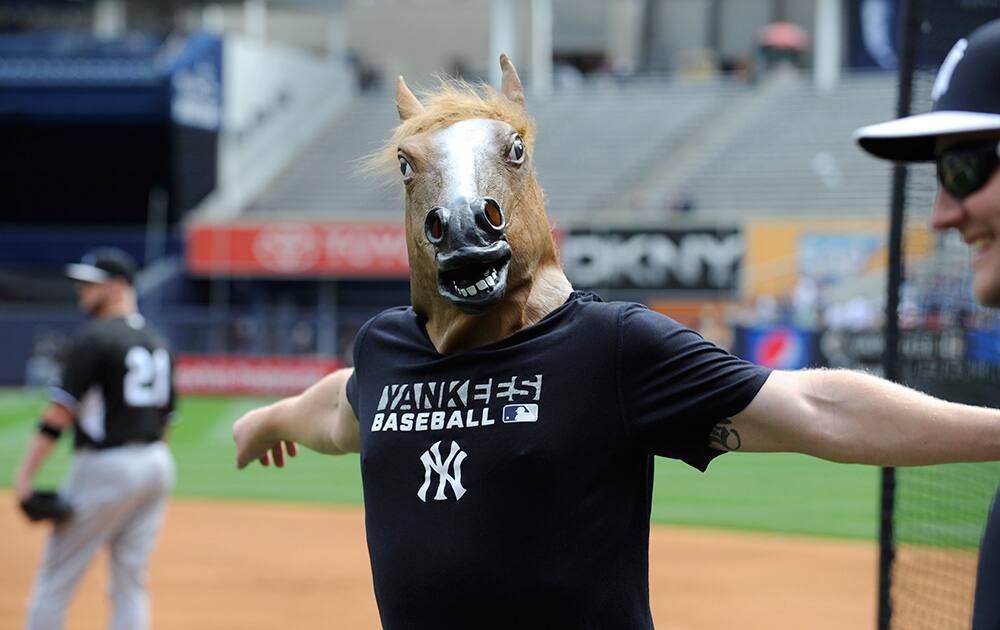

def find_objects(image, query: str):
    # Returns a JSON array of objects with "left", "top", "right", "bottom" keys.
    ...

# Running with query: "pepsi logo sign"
[{"left": 745, "top": 327, "right": 811, "bottom": 370}]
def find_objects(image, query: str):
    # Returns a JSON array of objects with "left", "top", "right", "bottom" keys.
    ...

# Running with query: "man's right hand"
[
  {"left": 232, "top": 405, "right": 298, "bottom": 469},
  {"left": 231, "top": 368, "right": 359, "bottom": 470}
]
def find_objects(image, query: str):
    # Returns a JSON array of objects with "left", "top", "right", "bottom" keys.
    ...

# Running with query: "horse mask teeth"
[{"left": 434, "top": 251, "right": 512, "bottom": 313}]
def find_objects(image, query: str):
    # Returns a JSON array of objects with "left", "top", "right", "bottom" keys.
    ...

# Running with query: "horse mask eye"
[
  {"left": 399, "top": 154, "right": 414, "bottom": 181},
  {"left": 505, "top": 136, "right": 525, "bottom": 165}
]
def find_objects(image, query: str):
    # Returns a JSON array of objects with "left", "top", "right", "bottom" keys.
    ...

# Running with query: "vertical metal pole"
[
  {"left": 529, "top": 0, "right": 553, "bottom": 97},
  {"left": 317, "top": 280, "right": 338, "bottom": 358},
  {"left": 879, "top": 1, "right": 921, "bottom": 628},
  {"left": 210, "top": 225, "right": 231, "bottom": 354},
  {"left": 202, "top": 3, "right": 226, "bottom": 33},
  {"left": 326, "top": 6, "right": 349, "bottom": 58},
  {"left": 878, "top": 471, "right": 897, "bottom": 630},
  {"left": 638, "top": 0, "right": 660, "bottom": 73},
  {"left": 143, "top": 187, "right": 169, "bottom": 325},
  {"left": 490, "top": 0, "right": 516, "bottom": 88},
  {"left": 244, "top": 0, "right": 267, "bottom": 42},
  {"left": 771, "top": 0, "right": 787, "bottom": 23},
  {"left": 93, "top": 0, "right": 126, "bottom": 39},
  {"left": 706, "top": 0, "right": 722, "bottom": 55},
  {"left": 814, "top": 0, "right": 843, "bottom": 93},
  {"left": 607, "top": 0, "right": 644, "bottom": 74}
]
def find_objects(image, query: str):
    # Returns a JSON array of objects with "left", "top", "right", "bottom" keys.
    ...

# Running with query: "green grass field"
[{"left": 2, "top": 387, "right": 993, "bottom": 544}]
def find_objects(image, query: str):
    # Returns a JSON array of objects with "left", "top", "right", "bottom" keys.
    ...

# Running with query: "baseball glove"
[{"left": 20, "top": 490, "right": 74, "bottom": 523}]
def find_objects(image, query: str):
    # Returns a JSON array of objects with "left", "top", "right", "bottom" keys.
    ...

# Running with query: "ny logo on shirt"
[{"left": 418, "top": 441, "right": 467, "bottom": 502}]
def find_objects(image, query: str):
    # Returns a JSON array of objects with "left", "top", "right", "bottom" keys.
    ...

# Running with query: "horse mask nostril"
[
  {"left": 481, "top": 198, "right": 506, "bottom": 231},
  {"left": 425, "top": 208, "right": 446, "bottom": 244}
]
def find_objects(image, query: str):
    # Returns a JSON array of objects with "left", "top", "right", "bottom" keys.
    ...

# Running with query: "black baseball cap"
[
  {"left": 854, "top": 18, "right": 1000, "bottom": 162},
  {"left": 65, "top": 248, "right": 136, "bottom": 285}
]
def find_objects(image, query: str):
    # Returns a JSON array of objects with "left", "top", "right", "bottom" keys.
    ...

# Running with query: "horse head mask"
[{"left": 370, "top": 55, "right": 571, "bottom": 353}]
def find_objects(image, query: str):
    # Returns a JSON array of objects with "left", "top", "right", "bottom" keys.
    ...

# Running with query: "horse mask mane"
[{"left": 367, "top": 55, "right": 572, "bottom": 354}]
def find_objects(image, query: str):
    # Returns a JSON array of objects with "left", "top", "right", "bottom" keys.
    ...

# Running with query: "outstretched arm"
[
  {"left": 233, "top": 368, "right": 359, "bottom": 469},
  {"left": 714, "top": 369, "right": 1000, "bottom": 465}
]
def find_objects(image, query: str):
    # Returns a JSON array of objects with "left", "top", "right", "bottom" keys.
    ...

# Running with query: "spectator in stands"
[
  {"left": 667, "top": 192, "right": 697, "bottom": 214},
  {"left": 854, "top": 17, "right": 1000, "bottom": 630}
]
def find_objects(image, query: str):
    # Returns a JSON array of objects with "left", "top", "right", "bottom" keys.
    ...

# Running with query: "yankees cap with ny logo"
[{"left": 854, "top": 18, "right": 1000, "bottom": 162}]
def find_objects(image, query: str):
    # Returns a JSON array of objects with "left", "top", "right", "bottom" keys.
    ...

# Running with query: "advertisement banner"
[
  {"left": 847, "top": 0, "right": 899, "bottom": 69},
  {"left": 189, "top": 222, "right": 741, "bottom": 290},
  {"left": 734, "top": 326, "right": 816, "bottom": 370},
  {"left": 968, "top": 328, "right": 1000, "bottom": 365},
  {"left": 744, "top": 219, "right": 934, "bottom": 299},
  {"left": 186, "top": 221, "right": 410, "bottom": 277},
  {"left": 921, "top": 1, "right": 1000, "bottom": 67},
  {"left": 817, "top": 327, "right": 1000, "bottom": 390},
  {"left": 168, "top": 32, "right": 223, "bottom": 131},
  {"left": 560, "top": 228, "right": 742, "bottom": 293},
  {"left": 847, "top": 0, "right": 1000, "bottom": 69},
  {"left": 176, "top": 355, "right": 343, "bottom": 395}
]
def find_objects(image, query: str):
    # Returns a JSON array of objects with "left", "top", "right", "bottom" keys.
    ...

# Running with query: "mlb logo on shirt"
[{"left": 502, "top": 404, "right": 539, "bottom": 423}]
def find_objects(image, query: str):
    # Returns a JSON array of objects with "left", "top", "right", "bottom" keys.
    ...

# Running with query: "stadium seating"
[
  {"left": 241, "top": 71, "right": 898, "bottom": 223},
  {"left": 244, "top": 79, "right": 739, "bottom": 219},
  {"left": 531, "top": 81, "right": 738, "bottom": 217},
  {"left": 662, "top": 72, "right": 898, "bottom": 220},
  {"left": 247, "top": 95, "right": 401, "bottom": 217}
]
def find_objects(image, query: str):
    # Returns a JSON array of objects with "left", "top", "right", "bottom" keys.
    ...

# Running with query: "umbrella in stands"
[{"left": 758, "top": 21, "right": 810, "bottom": 51}]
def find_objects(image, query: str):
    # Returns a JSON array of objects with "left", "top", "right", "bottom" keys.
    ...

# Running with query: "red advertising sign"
[
  {"left": 187, "top": 221, "right": 410, "bottom": 277},
  {"left": 176, "top": 355, "right": 343, "bottom": 396}
]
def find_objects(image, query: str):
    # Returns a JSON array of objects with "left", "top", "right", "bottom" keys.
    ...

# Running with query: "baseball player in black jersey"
[
  {"left": 856, "top": 18, "right": 1000, "bottom": 630},
  {"left": 14, "top": 248, "right": 176, "bottom": 630}
]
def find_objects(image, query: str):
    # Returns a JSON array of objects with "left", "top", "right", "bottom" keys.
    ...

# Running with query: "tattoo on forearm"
[{"left": 709, "top": 419, "right": 742, "bottom": 451}]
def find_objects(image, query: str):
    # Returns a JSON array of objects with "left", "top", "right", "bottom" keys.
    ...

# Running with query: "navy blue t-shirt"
[{"left": 346, "top": 292, "right": 770, "bottom": 629}]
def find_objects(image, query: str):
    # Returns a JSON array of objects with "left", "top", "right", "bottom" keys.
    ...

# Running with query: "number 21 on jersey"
[{"left": 124, "top": 346, "right": 171, "bottom": 407}]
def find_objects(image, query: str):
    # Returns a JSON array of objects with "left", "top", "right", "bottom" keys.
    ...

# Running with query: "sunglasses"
[{"left": 936, "top": 139, "right": 1000, "bottom": 200}]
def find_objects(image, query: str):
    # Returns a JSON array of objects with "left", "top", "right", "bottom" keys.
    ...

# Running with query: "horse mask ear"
[
  {"left": 499, "top": 54, "right": 524, "bottom": 109},
  {"left": 396, "top": 76, "right": 425, "bottom": 121}
]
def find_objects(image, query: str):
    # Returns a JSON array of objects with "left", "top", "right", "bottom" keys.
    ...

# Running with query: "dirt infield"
[
  {"left": 0, "top": 491, "right": 875, "bottom": 629},
  {"left": 890, "top": 545, "right": 978, "bottom": 630}
]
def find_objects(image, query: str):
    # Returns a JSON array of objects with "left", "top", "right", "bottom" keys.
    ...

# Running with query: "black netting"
[{"left": 887, "top": 3, "right": 1000, "bottom": 629}]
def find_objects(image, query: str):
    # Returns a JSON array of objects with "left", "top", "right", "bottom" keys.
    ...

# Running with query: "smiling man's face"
[{"left": 932, "top": 133, "right": 1000, "bottom": 307}]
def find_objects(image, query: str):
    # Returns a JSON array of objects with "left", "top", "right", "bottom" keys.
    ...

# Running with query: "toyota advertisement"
[{"left": 186, "top": 221, "right": 410, "bottom": 277}]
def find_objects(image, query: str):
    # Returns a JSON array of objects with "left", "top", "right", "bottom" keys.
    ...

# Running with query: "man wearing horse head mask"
[{"left": 234, "top": 55, "right": 1000, "bottom": 629}]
